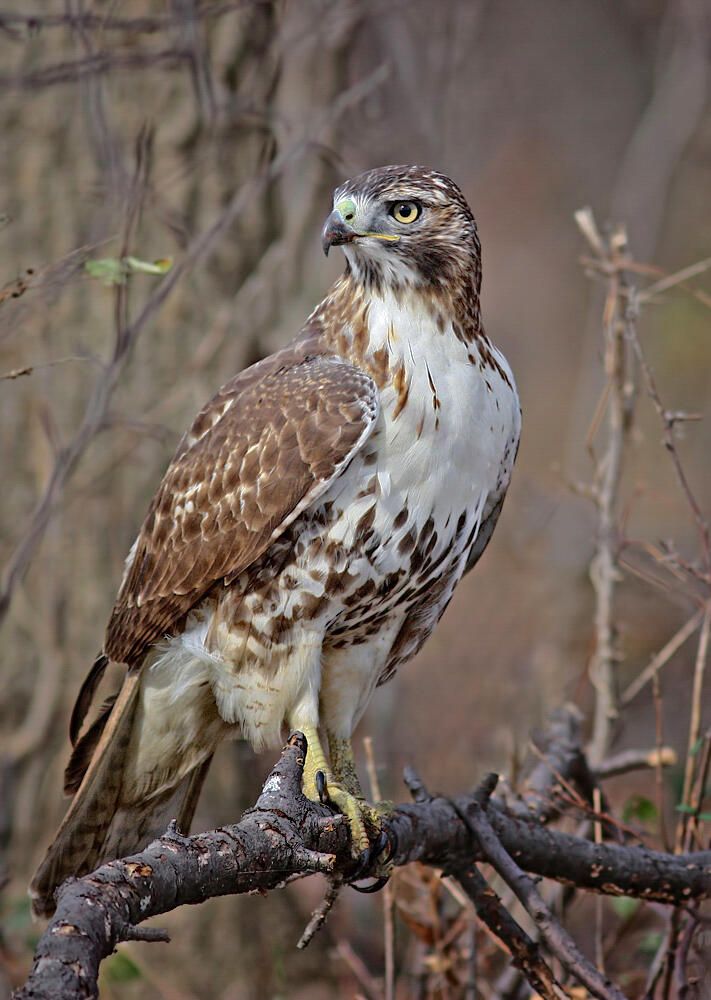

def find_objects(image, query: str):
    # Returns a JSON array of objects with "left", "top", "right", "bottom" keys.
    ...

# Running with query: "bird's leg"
[
  {"left": 298, "top": 725, "right": 370, "bottom": 856},
  {"left": 300, "top": 725, "right": 329, "bottom": 798},
  {"left": 327, "top": 732, "right": 363, "bottom": 798},
  {"left": 326, "top": 731, "right": 394, "bottom": 862}
]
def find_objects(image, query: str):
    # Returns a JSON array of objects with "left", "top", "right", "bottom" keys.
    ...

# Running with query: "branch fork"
[{"left": 14, "top": 727, "right": 711, "bottom": 1000}]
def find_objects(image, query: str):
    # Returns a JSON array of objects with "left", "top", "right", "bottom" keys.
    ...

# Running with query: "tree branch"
[
  {"left": 15, "top": 733, "right": 711, "bottom": 1000},
  {"left": 449, "top": 865, "right": 564, "bottom": 1000},
  {"left": 457, "top": 776, "right": 626, "bottom": 1000}
]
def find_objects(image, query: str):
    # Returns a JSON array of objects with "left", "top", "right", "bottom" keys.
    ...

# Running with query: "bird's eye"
[{"left": 390, "top": 201, "right": 421, "bottom": 224}]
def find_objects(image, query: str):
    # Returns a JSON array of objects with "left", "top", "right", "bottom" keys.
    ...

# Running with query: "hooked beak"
[{"left": 321, "top": 210, "right": 356, "bottom": 256}]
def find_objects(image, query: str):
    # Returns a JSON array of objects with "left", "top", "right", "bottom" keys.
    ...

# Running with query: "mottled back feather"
[{"left": 106, "top": 355, "right": 379, "bottom": 664}]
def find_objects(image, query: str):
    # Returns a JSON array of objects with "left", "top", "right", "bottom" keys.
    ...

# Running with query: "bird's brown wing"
[
  {"left": 31, "top": 355, "right": 378, "bottom": 916},
  {"left": 105, "top": 354, "right": 379, "bottom": 665}
]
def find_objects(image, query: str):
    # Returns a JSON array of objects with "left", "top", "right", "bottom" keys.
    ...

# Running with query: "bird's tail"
[{"left": 30, "top": 655, "right": 221, "bottom": 918}]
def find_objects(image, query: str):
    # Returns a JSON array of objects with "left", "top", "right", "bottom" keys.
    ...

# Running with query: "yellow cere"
[{"left": 359, "top": 232, "right": 401, "bottom": 242}]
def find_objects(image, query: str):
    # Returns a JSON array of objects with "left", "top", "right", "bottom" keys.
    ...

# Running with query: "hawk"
[{"left": 31, "top": 165, "right": 521, "bottom": 916}]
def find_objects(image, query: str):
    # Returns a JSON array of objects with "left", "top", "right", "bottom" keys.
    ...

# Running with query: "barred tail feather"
[
  {"left": 88, "top": 754, "right": 214, "bottom": 877},
  {"left": 30, "top": 657, "right": 221, "bottom": 918},
  {"left": 30, "top": 673, "right": 141, "bottom": 917}
]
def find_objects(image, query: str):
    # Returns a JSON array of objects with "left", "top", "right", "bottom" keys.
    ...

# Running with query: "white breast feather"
[{"left": 164, "top": 288, "right": 520, "bottom": 750}]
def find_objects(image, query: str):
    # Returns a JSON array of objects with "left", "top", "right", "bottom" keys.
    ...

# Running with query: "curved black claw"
[
  {"left": 348, "top": 827, "right": 396, "bottom": 894},
  {"left": 315, "top": 769, "right": 327, "bottom": 805},
  {"left": 351, "top": 874, "right": 391, "bottom": 894},
  {"left": 351, "top": 828, "right": 387, "bottom": 880},
  {"left": 378, "top": 826, "right": 398, "bottom": 866}
]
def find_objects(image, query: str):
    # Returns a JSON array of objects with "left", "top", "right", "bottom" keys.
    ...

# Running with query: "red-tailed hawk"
[{"left": 31, "top": 165, "right": 521, "bottom": 915}]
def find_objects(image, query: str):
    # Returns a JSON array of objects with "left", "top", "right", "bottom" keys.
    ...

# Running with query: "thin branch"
[
  {"left": 620, "top": 608, "right": 705, "bottom": 705},
  {"left": 451, "top": 865, "right": 565, "bottom": 1000},
  {"left": 577, "top": 212, "right": 635, "bottom": 766},
  {"left": 296, "top": 876, "right": 343, "bottom": 950},
  {"left": 676, "top": 605, "right": 711, "bottom": 852},
  {"left": 0, "top": 47, "right": 193, "bottom": 90},
  {"left": 626, "top": 297, "right": 711, "bottom": 572},
  {"left": 595, "top": 746, "right": 677, "bottom": 780},
  {"left": 0, "top": 2, "right": 249, "bottom": 35},
  {"left": 458, "top": 779, "right": 626, "bottom": 1000},
  {"left": 364, "top": 736, "right": 395, "bottom": 1000},
  {"left": 0, "top": 354, "right": 101, "bottom": 381},
  {"left": 653, "top": 669, "right": 673, "bottom": 854},
  {"left": 636, "top": 256, "right": 711, "bottom": 304},
  {"left": 333, "top": 940, "right": 384, "bottom": 1000},
  {"left": 580, "top": 254, "right": 711, "bottom": 311},
  {"left": 0, "top": 64, "right": 388, "bottom": 626},
  {"left": 682, "top": 728, "right": 711, "bottom": 853}
]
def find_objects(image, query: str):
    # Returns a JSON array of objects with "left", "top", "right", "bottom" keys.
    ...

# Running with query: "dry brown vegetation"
[{"left": 1, "top": 2, "right": 711, "bottom": 998}]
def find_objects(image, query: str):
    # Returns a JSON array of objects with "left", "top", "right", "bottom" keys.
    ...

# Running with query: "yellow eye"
[{"left": 390, "top": 201, "right": 421, "bottom": 224}]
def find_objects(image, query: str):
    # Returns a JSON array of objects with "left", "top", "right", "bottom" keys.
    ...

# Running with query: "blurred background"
[{"left": 1, "top": 1, "right": 710, "bottom": 997}]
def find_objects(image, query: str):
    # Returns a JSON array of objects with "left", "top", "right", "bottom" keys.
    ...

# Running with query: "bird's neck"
[{"left": 312, "top": 270, "right": 486, "bottom": 387}]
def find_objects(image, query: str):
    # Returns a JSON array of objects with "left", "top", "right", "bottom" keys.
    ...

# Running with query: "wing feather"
[{"left": 105, "top": 353, "right": 379, "bottom": 664}]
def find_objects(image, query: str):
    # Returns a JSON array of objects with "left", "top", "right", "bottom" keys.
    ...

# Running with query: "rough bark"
[{"left": 15, "top": 733, "right": 711, "bottom": 1000}]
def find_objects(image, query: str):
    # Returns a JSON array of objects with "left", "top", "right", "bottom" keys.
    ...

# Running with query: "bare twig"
[
  {"left": 0, "top": 355, "right": 100, "bottom": 381},
  {"left": 364, "top": 736, "right": 395, "bottom": 1000},
  {"left": 458, "top": 777, "right": 627, "bottom": 1000},
  {"left": 450, "top": 865, "right": 564, "bottom": 1000},
  {"left": 297, "top": 876, "right": 343, "bottom": 950},
  {"left": 595, "top": 746, "right": 677, "bottom": 780},
  {"left": 580, "top": 255, "right": 711, "bottom": 311},
  {"left": 333, "top": 940, "right": 384, "bottom": 1000},
  {"left": 653, "top": 670, "right": 672, "bottom": 854},
  {"left": 683, "top": 729, "right": 711, "bottom": 853},
  {"left": 676, "top": 606, "right": 711, "bottom": 852},
  {"left": 636, "top": 256, "right": 711, "bottom": 304},
  {"left": 577, "top": 211, "right": 636, "bottom": 767},
  {"left": 621, "top": 608, "right": 705, "bottom": 705},
  {"left": 0, "top": 64, "right": 388, "bottom": 626},
  {"left": 0, "top": 3, "right": 247, "bottom": 35},
  {"left": 0, "top": 47, "right": 193, "bottom": 90},
  {"left": 626, "top": 302, "right": 711, "bottom": 572}
]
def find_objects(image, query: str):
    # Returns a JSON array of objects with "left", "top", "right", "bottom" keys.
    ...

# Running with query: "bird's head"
[{"left": 322, "top": 165, "right": 481, "bottom": 295}]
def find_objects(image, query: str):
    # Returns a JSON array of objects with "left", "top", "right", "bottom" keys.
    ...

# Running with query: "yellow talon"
[
  {"left": 322, "top": 783, "right": 371, "bottom": 855},
  {"left": 300, "top": 725, "right": 331, "bottom": 802},
  {"left": 298, "top": 726, "right": 388, "bottom": 859}
]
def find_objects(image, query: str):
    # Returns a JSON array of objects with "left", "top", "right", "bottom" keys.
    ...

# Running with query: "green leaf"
[
  {"left": 622, "top": 794, "right": 658, "bottom": 824},
  {"left": 611, "top": 896, "right": 639, "bottom": 921},
  {"left": 675, "top": 802, "right": 696, "bottom": 815},
  {"left": 689, "top": 737, "right": 705, "bottom": 757},
  {"left": 104, "top": 951, "right": 142, "bottom": 982},
  {"left": 85, "top": 256, "right": 173, "bottom": 286},
  {"left": 676, "top": 805, "right": 711, "bottom": 821},
  {"left": 85, "top": 258, "right": 127, "bottom": 286},
  {"left": 124, "top": 255, "right": 173, "bottom": 276}
]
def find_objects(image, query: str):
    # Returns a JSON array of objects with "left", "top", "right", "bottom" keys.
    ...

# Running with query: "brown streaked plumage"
[
  {"left": 31, "top": 165, "right": 521, "bottom": 915},
  {"left": 106, "top": 356, "right": 379, "bottom": 666}
]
